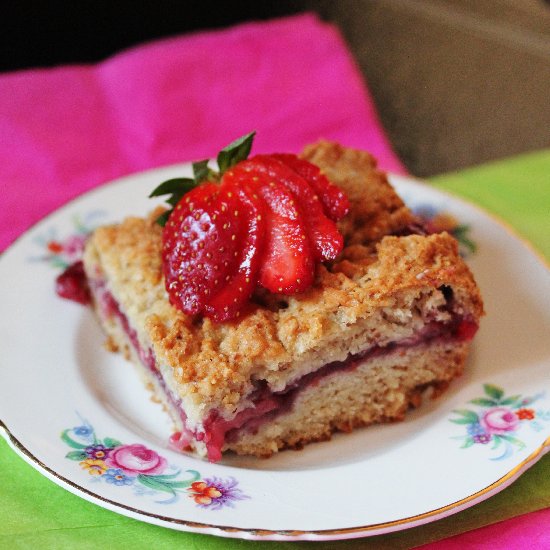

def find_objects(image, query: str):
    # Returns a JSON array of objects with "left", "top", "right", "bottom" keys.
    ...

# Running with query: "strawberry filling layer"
[
  {"left": 176, "top": 314, "right": 477, "bottom": 462},
  {"left": 81, "top": 276, "right": 477, "bottom": 462}
]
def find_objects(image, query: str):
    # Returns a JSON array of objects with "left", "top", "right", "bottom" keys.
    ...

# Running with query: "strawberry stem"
[
  {"left": 149, "top": 131, "right": 256, "bottom": 226},
  {"left": 216, "top": 131, "right": 256, "bottom": 174}
]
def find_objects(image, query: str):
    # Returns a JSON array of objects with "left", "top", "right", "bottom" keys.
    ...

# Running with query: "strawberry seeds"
[{"left": 152, "top": 133, "right": 349, "bottom": 322}]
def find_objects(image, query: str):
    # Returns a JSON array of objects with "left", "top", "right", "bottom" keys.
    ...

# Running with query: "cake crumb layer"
[{"left": 83, "top": 140, "right": 483, "bottom": 459}]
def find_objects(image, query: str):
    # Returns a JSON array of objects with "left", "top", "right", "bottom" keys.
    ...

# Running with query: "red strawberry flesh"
[
  {"left": 162, "top": 183, "right": 244, "bottom": 315},
  {"left": 223, "top": 167, "right": 314, "bottom": 294},
  {"left": 240, "top": 155, "right": 344, "bottom": 262},
  {"left": 159, "top": 144, "right": 350, "bottom": 322},
  {"left": 272, "top": 153, "right": 350, "bottom": 221},
  {"left": 203, "top": 183, "right": 266, "bottom": 322}
]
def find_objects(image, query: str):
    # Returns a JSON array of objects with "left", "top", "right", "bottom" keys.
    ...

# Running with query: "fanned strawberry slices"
[
  {"left": 232, "top": 155, "right": 344, "bottom": 263},
  {"left": 150, "top": 133, "right": 349, "bottom": 322},
  {"left": 271, "top": 153, "right": 350, "bottom": 222},
  {"left": 222, "top": 167, "right": 315, "bottom": 295}
]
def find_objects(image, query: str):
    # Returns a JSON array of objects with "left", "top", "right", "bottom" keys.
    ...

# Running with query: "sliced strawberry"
[
  {"left": 272, "top": 153, "right": 350, "bottom": 222},
  {"left": 156, "top": 134, "right": 351, "bottom": 322},
  {"left": 223, "top": 167, "right": 314, "bottom": 294},
  {"left": 239, "top": 155, "right": 344, "bottom": 262},
  {"left": 162, "top": 183, "right": 244, "bottom": 315},
  {"left": 203, "top": 183, "right": 266, "bottom": 322}
]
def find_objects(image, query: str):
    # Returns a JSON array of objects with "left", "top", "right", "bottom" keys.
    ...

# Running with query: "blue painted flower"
[
  {"left": 103, "top": 468, "right": 135, "bottom": 486},
  {"left": 466, "top": 422, "right": 486, "bottom": 437},
  {"left": 73, "top": 425, "right": 93, "bottom": 438}
]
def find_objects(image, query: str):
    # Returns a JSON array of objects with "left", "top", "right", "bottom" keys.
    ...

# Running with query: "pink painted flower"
[
  {"left": 62, "top": 234, "right": 87, "bottom": 260},
  {"left": 106, "top": 444, "right": 167, "bottom": 475},
  {"left": 480, "top": 407, "right": 519, "bottom": 435}
]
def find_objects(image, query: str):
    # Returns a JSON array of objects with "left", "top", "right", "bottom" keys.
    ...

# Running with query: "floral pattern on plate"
[
  {"left": 412, "top": 204, "right": 476, "bottom": 257},
  {"left": 450, "top": 384, "right": 550, "bottom": 460},
  {"left": 62, "top": 417, "right": 249, "bottom": 508},
  {"left": 30, "top": 211, "right": 105, "bottom": 269}
]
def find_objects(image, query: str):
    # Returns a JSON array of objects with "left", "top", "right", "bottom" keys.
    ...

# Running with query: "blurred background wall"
[{"left": 2, "top": 0, "right": 549, "bottom": 176}]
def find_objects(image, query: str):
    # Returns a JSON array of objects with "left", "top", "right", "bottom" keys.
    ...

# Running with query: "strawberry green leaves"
[
  {"left": 149, "top": 177, "right": 198, "bottom": 226},
  {"left": 149, "top": 131, "right": 256, "bottom": 226},
  {"left": 216, "top": 131, "right": 256, "bottom": 174}
]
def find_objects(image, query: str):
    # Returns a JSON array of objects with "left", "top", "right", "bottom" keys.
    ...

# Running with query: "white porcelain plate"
[{"left": 1, "top": 166, "right": 549, "bottom": 541}]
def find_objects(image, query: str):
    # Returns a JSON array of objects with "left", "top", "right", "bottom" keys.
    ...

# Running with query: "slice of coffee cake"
[{"left": 83, "top": 141, "right": 483, "bottom": 462}]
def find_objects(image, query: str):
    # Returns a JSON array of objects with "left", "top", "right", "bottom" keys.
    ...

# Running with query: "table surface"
[{"left": 1, "top": 148, "right": 549, "bottom": 549}]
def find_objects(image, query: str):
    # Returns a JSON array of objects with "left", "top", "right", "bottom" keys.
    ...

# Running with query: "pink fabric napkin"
[
  {"left": 417, "top": 508, "right": 550, "bottom": 549},
  {"left": 0, "top": 12, "right": 405, "bottom": 252}
]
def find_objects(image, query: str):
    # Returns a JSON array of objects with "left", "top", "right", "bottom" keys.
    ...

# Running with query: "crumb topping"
[{"left": 302, "top": 141, "right": 415, "bottom": 244}]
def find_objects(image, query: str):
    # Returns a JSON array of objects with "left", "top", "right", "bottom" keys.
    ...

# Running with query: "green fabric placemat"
[
  {"left": 430, "top": 148, "right": 550, "bottom": 261},
  {"left": 2, "top": 149, "right": 549, "bottom": 549},
  {"left": 1, "top": 437, "right": 549, "bottom": 549}
]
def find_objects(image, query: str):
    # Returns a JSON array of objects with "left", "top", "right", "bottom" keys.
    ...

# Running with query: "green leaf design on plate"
[
  {"left": 60, "top": 429, "right": 87, "bottom": 449},
  {"left": 499, "top": 434, "right": 526, "bottom": 449},
  {"left": 102, "top": 437, "right": 122, "bottom": 448},
  {"left": 65, "top": 450, "right": 88, "bottom": 461},
  {"left": 450, "top": 417, "right": 475, "bottom": 425},
  {"left": 450, "top": 383, "right": 550, "bottom": 460},
  {"left": 147, "top": 470, "right": 199, "bottom": 483},
  {"left": 453, "top": 224, "right": 477, "bottom": 253},
  {"left": 500, "top": 395, "right": 522, "bottom": 406},
  {"left": 137, "top": 475, "right": 178, "bottom": 494},
  {"left": 483, "top": 384, "right": 504, "bottom": 401},
  {"left": 137, "top": 470, "right": 200, "bottom": 494},
  {"left": 469, "top": 397, "right": 498, "bottom": 407},
  {"left": 451, "top": 409, "right": 480, "bottom": 423},
  {"left": 169, "top": 480, "right": 200, "bottom": 489}
]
